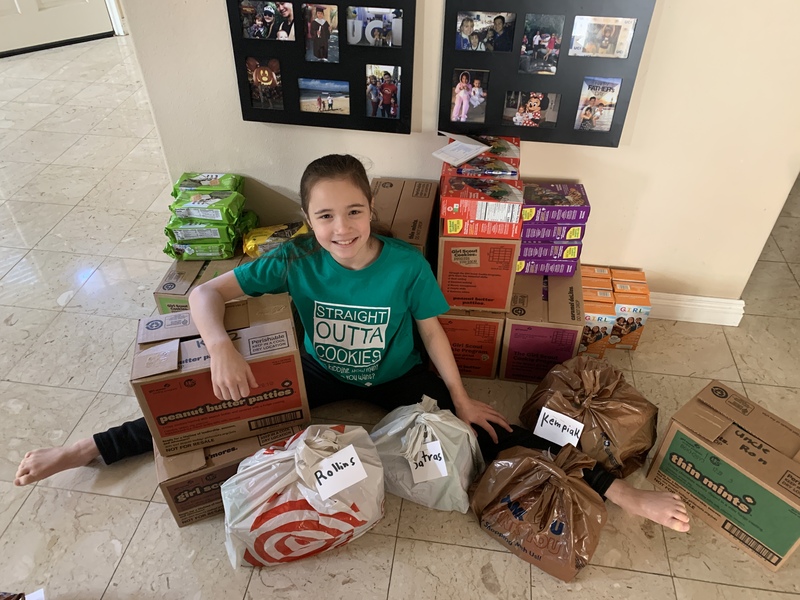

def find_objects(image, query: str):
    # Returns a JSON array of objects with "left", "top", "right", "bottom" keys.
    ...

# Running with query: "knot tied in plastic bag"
[
  {"left": 470, "top": 444, "right": 607, "bottom": 582},
  {"left": 370, "top": 395, "right": 485, "bottom": 513},
  {"left": 222, "top": 425, "right": 384, "bottom": 567},
  {"left": 520, "top": 355, "right": 658, "bottom": 478}
]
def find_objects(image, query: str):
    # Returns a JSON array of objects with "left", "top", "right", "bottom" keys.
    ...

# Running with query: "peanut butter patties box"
[
  {"left": 155, "top": 429, "right": 302, "bottom": 527},
  {"left": 130, "top": 293, "right": 309, "bottom": 456},
  {"left": 648, "top": 381, "right": 800, "bottom": 571}
]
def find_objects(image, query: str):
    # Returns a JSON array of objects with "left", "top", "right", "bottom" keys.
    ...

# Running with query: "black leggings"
[{"left": 95, "top": 355, "right": 616, "bottom": 496}]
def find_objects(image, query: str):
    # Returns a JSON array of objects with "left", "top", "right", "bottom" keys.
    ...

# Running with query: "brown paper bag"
[
  {"left": 519, "top": 355, "right": 657, "bottom": 478},
  {"left": 470, "top": 445, "right": 607, "bottom": 582}
]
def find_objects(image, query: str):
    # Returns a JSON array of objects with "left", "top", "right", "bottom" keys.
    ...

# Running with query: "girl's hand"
[
  {"left": 209, "top": 343, "right": 257, "bottom": 400},
  {"left": 454, "top": 397, "right": 513, "bottom": 444}
]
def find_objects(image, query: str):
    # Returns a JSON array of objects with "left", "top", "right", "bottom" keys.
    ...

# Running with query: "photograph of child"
[
  {"left": 240, "top": 1, "right": 293, "bottom": 40},
  {"left": 245, "top": 57, "right": 283, "bottom": 110},
  {"left": 302, "top": 4, "right": 339, "bottom": 62},
  {"left": 573, "top": 76, "right": 622, "bottom": 132},
  {"left": 455, "top": 11, "right": 516, "bottom": 52},
  {"left": 502, "top": 91, "right": 559, "bottom": 128},
  {"left": 450, "top": 69, "right": 489, "bottom": 123},
  {"left": 518, "top": 13, "right": 564, "bottom": 75},
  {"left": 569, "top": 15, "right": 637, "bottom": 58},
  {"left": 346, "top": 7, "right": 402, "bottom": 47},
  {"left": 299, "top": 78, "right": 350, "bottom": 114},
  {"left": 366, "top": 65, "right": 400, "bottom": 119}
]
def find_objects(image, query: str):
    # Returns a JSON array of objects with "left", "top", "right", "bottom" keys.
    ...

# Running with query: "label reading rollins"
[{"left": 313, "top": 301, "right": 390, "bottom": 382}]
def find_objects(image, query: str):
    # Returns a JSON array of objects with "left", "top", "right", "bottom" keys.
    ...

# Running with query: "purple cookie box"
[
  {"left": 522, "top": 183, "right": 591, "bottom": 224},
  {"left": 516, "top": 258, "right": 578, "bottom": 277},
  {"left": 519, "top": 241, "right": 582, "bottom": 260},
  {"left": 520, "top": 223, "right": 586, "bottom": 241}
]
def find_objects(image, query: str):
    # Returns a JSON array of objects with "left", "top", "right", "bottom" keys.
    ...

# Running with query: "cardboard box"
[
  {"left": 437, "top": 310, "right": 505, "bottom": 379},
  {"left": 519, "top": 241, "right": 582, "bottom": 261},
  {"left": 499, "top": 271, "right": 584, "bottom": 382},
  {"left": 438, "top": 236, "right": 520, "bottom": 312},
  {"left": 130, "top": 294, "right": 310, "bottom": 456},
  {"left": 156, "top": 429, "right": 302, "bottom": 527},
  {"left": 521, "top": 183, "right": 591, "bottom": 224},
  {"left": 607, "top": 292, "right": 651, "bottom": 351},
  {"left": 371, "top": 177, "right": 437, "bottom": 253},
  {"left": 582, "top": 287, "right": 614, "bottom": 303},
  {"left": 613, "top": 281, "right": 650, "bottom": 295},
  {"left": 581, "top": 265, "right": 611, "bottom": 279},
  {"left": 515, "top": 258, "right": 578, "bottom": 277},
  {"left": 583, "top": 277, "right": 613, "bottom": 291},
  {"left": 579, "top": 301, "right": 616, "bottom": 358},
  {"left": 647, "top": 381, "right": 800, "bottom": 571},
  {"left": 439, "top": 176, "right": 524, "bottom": 240},
  {"left": 611, "top": 268, "right": 647, "bottom": 283},
  {"left": 154, "top": 257, "right": 246, "bottom": 314},
  {"left": 519, "top": 223, "right": 586, "bottom": 242}
]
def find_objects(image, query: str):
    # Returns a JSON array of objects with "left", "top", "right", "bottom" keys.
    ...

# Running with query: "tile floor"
[{"left": 1, "top": 36, "right": 800, "bottom": 600}]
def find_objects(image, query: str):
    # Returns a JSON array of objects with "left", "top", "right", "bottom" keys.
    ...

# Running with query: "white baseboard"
[{"left": 649, "top": 292, "right": 744, "bottom": 327}]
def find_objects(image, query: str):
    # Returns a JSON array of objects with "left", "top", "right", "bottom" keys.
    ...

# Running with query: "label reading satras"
[{"left": 659, "top": 430, "right": 800, "bottom": 558}]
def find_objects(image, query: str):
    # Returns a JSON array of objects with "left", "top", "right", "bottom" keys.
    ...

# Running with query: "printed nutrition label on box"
[
  {"left": 176, "top": 208, "right": 223, "bottom": 221},
  {"left": 175, "top": 229, "right": 221, "bottom": 241},
  {"left": 476, "top": 201, "right": 520, "bottom": 223}
]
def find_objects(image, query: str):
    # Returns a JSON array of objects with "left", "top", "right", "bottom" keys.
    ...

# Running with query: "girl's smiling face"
[{"left": 305, "top": 177, "right": 377, "bottom": 269}]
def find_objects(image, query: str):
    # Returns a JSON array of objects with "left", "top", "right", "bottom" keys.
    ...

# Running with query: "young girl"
[
  {"left": 451, "top": 71, "right": 471, "bottom": 122},
  {"left": 469, "top": 78, "right": 486, "bottom": 108},
  {"left": 15, "top": 155, "right": 689, "bottom": 533},
  {"left": 456, "top": 17, "right": 473, "bottom": 50}
]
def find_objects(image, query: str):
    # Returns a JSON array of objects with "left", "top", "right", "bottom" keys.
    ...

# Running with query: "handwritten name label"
[
  {"left": 409, "top": 440, "right": 448, "bottom": 484},
  {"left": 533, "top": 407, "right": 584, "bottom": 448},
  {"left": 314, "top": 444, "right": 368, "bottom": 500}
]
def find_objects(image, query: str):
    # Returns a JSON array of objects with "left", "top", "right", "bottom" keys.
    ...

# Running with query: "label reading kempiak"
[
  {"left": 438, "top": 316, "right": 500, "bottom": 378},
  {"left": 439, "top": 240, "right": 517, "bottom": 311},
  {"left": 503, "top": 323, "right": 578, "bottom": 382},
  {"left": 141, "top": 354, "right": 303, "bottom": 438}
]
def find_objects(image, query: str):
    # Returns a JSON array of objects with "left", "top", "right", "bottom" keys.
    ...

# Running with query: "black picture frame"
[
  {"left": 438, "top": 0, "right": 655, "bottom": 147},
  {"left": 226, "top": 2, "right": 416, "bottom": 134}
]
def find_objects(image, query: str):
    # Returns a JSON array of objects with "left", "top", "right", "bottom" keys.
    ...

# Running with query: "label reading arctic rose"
[
  {"left": 314, "top": 444, "right": 368, "bottom": 500},
  {"left": 409, "top": 440, "right": 448, "bottom": 484}
]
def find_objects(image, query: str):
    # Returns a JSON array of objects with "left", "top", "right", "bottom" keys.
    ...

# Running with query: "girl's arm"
[
  {"left": 188, "top": 271, "right": 257, "bottom": 401},
  {"left": 416, "top": 316, "right": 512, "bottom": 443}
]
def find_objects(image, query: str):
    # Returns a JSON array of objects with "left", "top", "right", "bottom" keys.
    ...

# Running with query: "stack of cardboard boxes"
[
  {"left": 434, "top": 137, "right": 586, "bottom": 383},
  {"left": 580, "top": 265, "right": 652, "bottom": 358}
]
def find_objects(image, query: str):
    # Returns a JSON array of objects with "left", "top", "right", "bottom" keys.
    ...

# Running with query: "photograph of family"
[
  {"left": 518, "top": 13, "right": 564, "bottom": 75},
  {"left": 239, "top": 1, "right": 296, "bottom": 40},
  {"left": 299, "top": 78, "right": 350, "bottom": 114},
  {"left": 302, "top": 4, "right": 339, "bottom": 62},
  {"left": 455, "top": 11, "right": 516, "bottom": 52},
  {"left": 366, "top": 65, "right": 401, "bottom": 119},
  {"left": 245, "top": 57, "right": 283, "bottom": 110},
  {"left": 449, "top": 69, "right": 489, "bottom": 123},
  {"left": 569, "top": 15, "right": 637, "bottom": 59},
  {"left": 502, "top": 91, "right": 559, "bottom": 128},
  {"left": 346, "top": 7, "right": 402, "bottom": 47},
  {"left": 574, "top": 76, "right": 621, "bottom": 132}
]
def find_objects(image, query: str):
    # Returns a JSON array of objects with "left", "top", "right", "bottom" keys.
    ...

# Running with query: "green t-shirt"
[{"left": 234, "top": 235, "right": 449, "bottom": 387}]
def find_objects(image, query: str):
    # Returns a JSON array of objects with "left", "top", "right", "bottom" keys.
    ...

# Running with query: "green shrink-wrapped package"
[
  {"left": 172, "top": 172, "right": 244, "bottom": 197},
  {"left": 170, "top": 190, "right": 246, "bottom": 223}
]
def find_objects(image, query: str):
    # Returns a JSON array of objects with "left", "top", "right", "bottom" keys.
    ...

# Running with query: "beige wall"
[{"left": 123, "top": 0, "right": 800, "bottom": 299}]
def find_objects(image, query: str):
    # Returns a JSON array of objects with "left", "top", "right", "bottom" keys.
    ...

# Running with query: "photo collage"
[
  {"left": 230, "top": 1, "right": 411, "bottom": 132},
  {"left": 441, "top": 2, "right": 651, "bottom": 146}
]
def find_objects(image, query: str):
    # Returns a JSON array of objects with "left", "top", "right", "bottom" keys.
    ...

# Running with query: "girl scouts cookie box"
[
  {"left": 468, "top": 135, "right": 521, "bottom": 166},
  {"left": 437, "top": 310, "right": 505, "bottom": 378},
  {"left": 521, "top": 183, "right": 591, "bottom": 225},
  {"left": 172, "top": 172, "right": 244, "bottom": 197},
  {"left": 581, "top": 264, "right": 611, "bottom": 279},
  {"left": 439, "top": 176, "right": 524, "bottom": 240},
  {"left": 441, "top": 155, "right": 519, "bottom": 181},
  {"left": 580, "top": 301, "right": 616, "bottom": 359},
  {"left": 607, "top": 292, "right": 651, "bottom": 351},
  {"left": 520, "top": 223, "right": 586, "bottom": 242},
  {"left": 519, "top": 240, "right": 582, "bottom": 261},
  {"left": 170, "top": 190, "right": 246, "bottom": 223},
  {"left": 516, "top": 258, "right": 578, "bottom": 277}
]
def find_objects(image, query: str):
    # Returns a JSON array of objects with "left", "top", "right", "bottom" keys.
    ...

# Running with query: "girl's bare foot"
[
  {"left": 14, "top": 438, "right": 101, "bottom": 486},
  {"left": 605, "top": 479, "right": 691, "bottom": 532}
]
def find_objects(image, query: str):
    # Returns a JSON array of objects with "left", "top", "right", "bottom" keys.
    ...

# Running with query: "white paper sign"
[
  {"left": 533, "top": 407, "right": 585, "bottom": 448},
  {"left": 408, "top": 440, "right": 448, "bottom": 484},
  {"left": 313, "top": 444, "right": 368, "bottom": 501}
]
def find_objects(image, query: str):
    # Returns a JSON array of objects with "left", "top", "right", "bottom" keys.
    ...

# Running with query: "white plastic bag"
[
  {"left": 369, "top": 395, "right": 485, "bottom": 513},
  {"left": 221, "top": 424, "right": 384, "bottom": 567}
]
